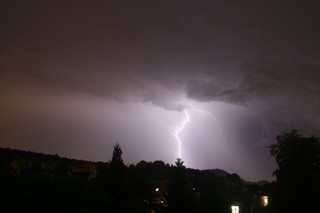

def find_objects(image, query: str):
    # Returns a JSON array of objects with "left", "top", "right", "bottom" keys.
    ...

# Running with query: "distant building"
[{"left": 233, "top": 184, "right": 270, "bottom": 213}]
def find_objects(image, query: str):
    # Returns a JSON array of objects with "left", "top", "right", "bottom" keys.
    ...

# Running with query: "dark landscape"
[
  {"left": 1, "top": 130, "right": 320, "bottom": 212},
  {"left": 1, "top": 0, "right": 320, "bottom": 212}
]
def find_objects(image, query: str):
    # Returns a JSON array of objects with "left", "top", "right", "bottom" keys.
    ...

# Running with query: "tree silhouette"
[
  {"left": 269, "top": 130, "right": 320, "bottom": 212},
  {"left": 107, "top": 143, "right": 128, "bottom": 205},
  {"left": 110, "top": 143, "right": 124, "bottom": 167},
  {"left": 165, "top": 158, "right": 196, "bottom": 213}
]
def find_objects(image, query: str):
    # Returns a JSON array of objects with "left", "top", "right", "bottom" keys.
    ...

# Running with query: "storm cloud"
[{"left": 1, "top": 0, "right": 319, "bottom": 181}]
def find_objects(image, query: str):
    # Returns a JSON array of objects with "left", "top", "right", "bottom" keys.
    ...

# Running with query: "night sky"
[{"left": 1, "top": 0, "right": 320, "bottom": 181}]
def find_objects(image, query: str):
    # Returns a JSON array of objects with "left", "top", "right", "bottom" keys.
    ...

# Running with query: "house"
[{"left": 231, "top": 184, "right": 270, "bottom": 213}]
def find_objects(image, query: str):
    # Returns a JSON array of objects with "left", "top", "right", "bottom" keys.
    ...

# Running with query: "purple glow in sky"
[{"left": 1, "top": 0, "right": 320, "bottom": 181}]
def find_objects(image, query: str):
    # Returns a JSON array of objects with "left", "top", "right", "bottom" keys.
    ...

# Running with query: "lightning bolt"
[
  {"left": 187, "top": 102, "right": 213, "bottom": 126},
  {"left": 170, "top": 109, "right": 190, "bottom": 159},
  {"left": 170, "top": 101, "right": 224, "bottom": 160},
  {"left": 170, "top": 101, "right": 213, "bottom": 159}
]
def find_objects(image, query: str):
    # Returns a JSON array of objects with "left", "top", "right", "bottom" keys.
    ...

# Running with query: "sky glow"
[{"left": 1, "top": 0, "right": 319, "bottom": 181}]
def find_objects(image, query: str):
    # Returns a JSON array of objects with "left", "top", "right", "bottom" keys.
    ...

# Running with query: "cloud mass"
[{"left": 1, "top": 0, "right": 320, "bottom": 181}]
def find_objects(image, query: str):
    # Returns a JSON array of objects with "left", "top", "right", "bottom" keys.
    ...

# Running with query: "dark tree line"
[
  {"left": 1, "top": 129, "right": 319, "bottom": 213},
  {"left": 0, "top": 145, "right": 243, "bottom": 212}
]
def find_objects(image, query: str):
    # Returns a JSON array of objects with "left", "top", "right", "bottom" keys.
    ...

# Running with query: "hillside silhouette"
[
  {"left": 3, "top": 130, "right": 319, "bottom": 212},
  {"left": 0, "top": 145, "right": 272, "bottom": 213}
]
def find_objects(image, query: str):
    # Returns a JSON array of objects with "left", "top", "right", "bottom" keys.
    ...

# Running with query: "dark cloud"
[
  {"left": 186, "top": 80, "right": 246, "bottom": 104},
  {"left": 187, "top": 60, "right": 320, "bottom": 110},
  {"left": 1, "top": 0, "right": 320, "bottom": 180}
]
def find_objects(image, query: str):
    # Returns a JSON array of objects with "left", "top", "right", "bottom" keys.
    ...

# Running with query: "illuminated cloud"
[{"left": 0, "top": 0, "right": 319, "bottom": 181}]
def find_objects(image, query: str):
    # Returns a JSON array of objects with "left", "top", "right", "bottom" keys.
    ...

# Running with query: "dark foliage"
[
  {"left": 197, "top": 173, "right": 230, "bottom": 213},
  {"left": 0, "top": 145, "right": 267, "bottom": 212},
  {"left": 164, "top": 158, "right": 196, "bottom": 213},
  {"left": 269, "top": 130, "right": 320, "bottom": 212}
]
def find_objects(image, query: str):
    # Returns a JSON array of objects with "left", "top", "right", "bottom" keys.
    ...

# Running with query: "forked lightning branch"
[{"left": 170, "top": 103, "right": 213, "bottom": 159}]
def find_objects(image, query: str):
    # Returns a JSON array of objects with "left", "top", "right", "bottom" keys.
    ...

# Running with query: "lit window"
[
  {"left": 231, "top": 205, "right": 239, "bottom": 213},
  {"left": 261, "top": 196, "right": 268, "bottom": 207},
  {"left": 155, "top": 188, "right": 160, "bottom": 192}
]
